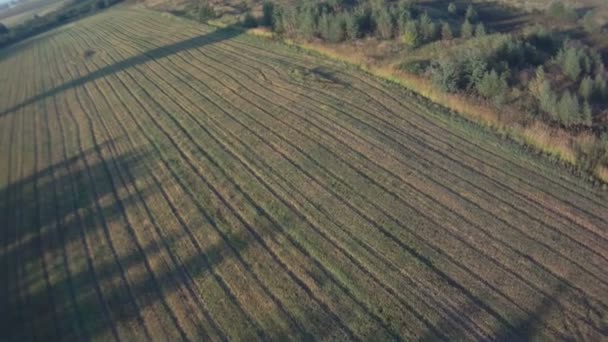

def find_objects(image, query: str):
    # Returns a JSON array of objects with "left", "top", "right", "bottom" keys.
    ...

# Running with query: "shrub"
[{"left": 461, "top": 19, "right": 473, "bottom": 39}]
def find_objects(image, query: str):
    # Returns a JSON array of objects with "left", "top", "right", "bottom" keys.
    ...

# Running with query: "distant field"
[
  {"left": 1, "top": 7, "right": 608, "bottom": 340},
  {"left": 0, "top": 0, "right": 68, "bottom": 27}
]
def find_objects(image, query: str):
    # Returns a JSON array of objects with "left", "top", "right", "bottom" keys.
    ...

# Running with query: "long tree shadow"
[
  {"left": 0, "top": 25, "right": 241, "bottom": 118},
  {"left": 0, "top": 139, "right": 344, "bottom": 341}
]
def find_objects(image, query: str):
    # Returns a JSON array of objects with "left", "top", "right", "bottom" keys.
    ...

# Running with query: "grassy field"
[{"left": 1, "top": 7, "right": 608, "bottom": 340}]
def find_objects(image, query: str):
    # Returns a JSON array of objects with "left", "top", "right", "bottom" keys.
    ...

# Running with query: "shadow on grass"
[
  {"left": 0, "top": 138, "right": 344, "bottom": 341},
  {"left": 0, "top": 25, "right": 241, "bottom": 118}
]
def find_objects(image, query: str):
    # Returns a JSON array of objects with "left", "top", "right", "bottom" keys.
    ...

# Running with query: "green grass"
[{"left": 1, "top": 7, "right": 608, "bottom": 341}]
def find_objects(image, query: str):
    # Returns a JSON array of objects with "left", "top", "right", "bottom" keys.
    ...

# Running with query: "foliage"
[
  {"left": 579, "top": 76, "right": 594, "bottom": 101},
  {"left": 344, "top": 11, "right": 360, "bottom": 39},
  {"left": 418, "top": 11, "right": 436, "bottom": 42},
  {"left": 581, "top": 11, "right": 599, "bottom": 34},
  {"left": 548, "top": 0, "right": 578, "bottom": 22},
  {"left": 461, "top": 19, "right": 473, "bottom": 39},
  {"left": 198, "top": 1, "right": 216, "bottom": 23},
  {"left": 441, "top": 21, "right": 452, "bottom": 40},
  {"left": 0, "top": 23, "right": 8, "bottom": 35},
  {"left": 474, "top": 22, "right": 485, "bottom": 37},
  {"left": 241, "top": 12, "right": 258, "bottom": 28},
  {"left": 447, "top": 2, "right": 457, "bottom": 15},
  {"left": 373, "top": 6, "right": 394, "bottom": 39},
  {"left": 476, "top": 69, "right": 507, "bottom": 105},
  {"left": 465, "top": 4, "right": 477, "bottom": 22},
  {"left": 261, "top": 1, "right": 275, "bottom": 27},
  {"left": 401, "top": 19, "right": 419, "bottom": 47}
]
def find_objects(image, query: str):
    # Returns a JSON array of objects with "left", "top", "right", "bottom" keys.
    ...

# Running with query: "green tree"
[
  {"left": 327, "top": 14, "right": 346, "bottom": 42},
  {"left": 374, "top": 7, "right": 394, "bottom": 39},
  {"left": 242, "top": 12, "right": 257, "bottom": 28},
  {"left": 298, "top": 7, "right": 317, "bottom": 39},
  {"left": 198, "top": 1, "right": 216, "bottom": 23},
  {"left": 561, "top": 47, "right": 582, "bottom": 80},
  {"left": 447, "top": 2, "right": 457, "bottom": 15},
  {"left": 557, "top": 90, "right": 580, "bottom": 125},
  {"left": 539, "top": 80, "right": 558, "bottom": 117},
  {"left": 582, "top": 101, "right": 593, "bottom": 125},
  {"left": 579, "top": 76, "right": 594, "bottom": 101},
  {"left": 345, "top": 11, "right": 360, "bottom": 40},
  {"left": 594, "top": 74, "right": 608, "bottom": 101},
  {"left": 261, "top": 1, "right": 274, "bottom": 27},
  {"left": 476, "top": 69, "right": 507, "bottom": 105},
  {"left": 318, "top": 11, "right": 331, "bottom": 40},
  {"left": 465, "top": 4, "right": 477, "bottom": 22},
  {"left": 474, "top": 22, "right": 486, "bottom": 37},
  {"left": 441, "top": 21, "right": 453, "bottom": 40},
  {"left": 419, "top": 12, "right": 437, "bottom": 42},
  {"left": 548, "top": 0, "right": 578, "bottom": 21},
  {"left": 581, "top": 11, "right": 599, "bottom": 33},
  {"left": 461, "top": 19, "right": 473, "bottom": 39},
  {"left": 431, "top": 57, "right": 462, "bottom": 92},
  {"left": 401, "top": 19, "right": 420, "bottom": 47}
]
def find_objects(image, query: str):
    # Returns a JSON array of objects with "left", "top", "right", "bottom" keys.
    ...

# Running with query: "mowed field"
[{"left": 1, "top": 7, "right": 608, "bottom": 341}]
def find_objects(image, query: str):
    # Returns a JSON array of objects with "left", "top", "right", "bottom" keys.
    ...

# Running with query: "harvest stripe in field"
[{"left": 1, "top": 7, "right": 607, "bottom": 341}]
